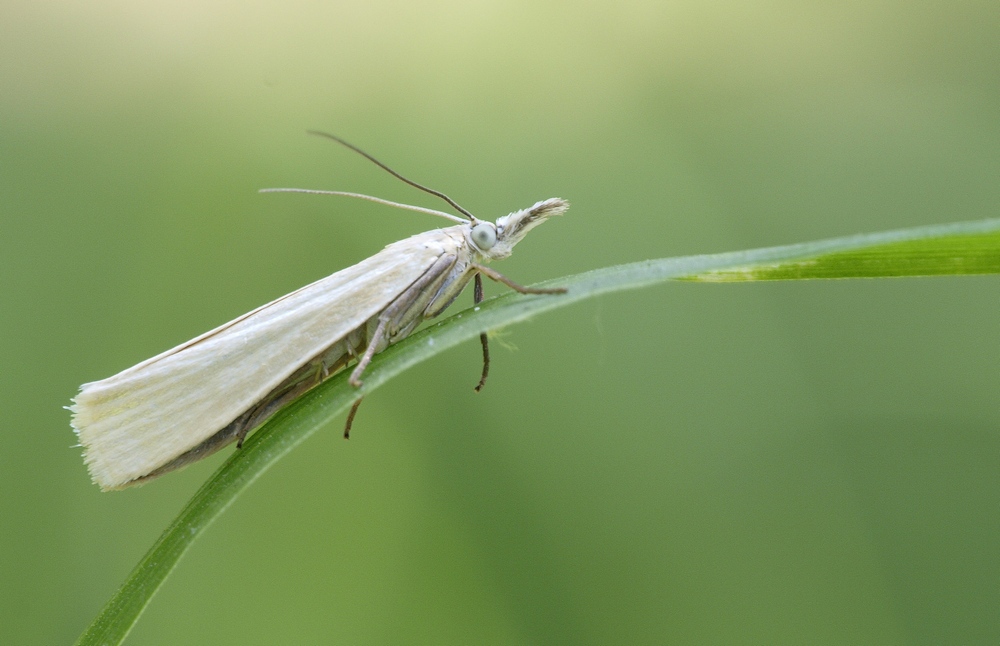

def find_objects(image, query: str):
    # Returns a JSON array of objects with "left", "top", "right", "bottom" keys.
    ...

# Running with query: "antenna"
[
  {"left": 306, "top": 130, "right": 477, "bottom": 221},
  {"left": 258, "top": 188, "right": 466, "bottom": 224}
]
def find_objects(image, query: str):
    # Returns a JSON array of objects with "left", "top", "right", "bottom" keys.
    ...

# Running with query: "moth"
[{"left": 70, "top": 132, "right": 569, "bottom": 491}]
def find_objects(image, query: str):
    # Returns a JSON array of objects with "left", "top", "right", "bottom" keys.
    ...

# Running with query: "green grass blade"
[
  {"left": 75, "top": 216, "right": 1000, "bottom": 646},
  {"left": 681, "top": 218, "right": 1000, "bottom": 281}
]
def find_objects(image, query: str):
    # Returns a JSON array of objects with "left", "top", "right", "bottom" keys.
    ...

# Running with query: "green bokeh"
[{"left": 3, "top": 1, "right": 999, "bottom": 644}]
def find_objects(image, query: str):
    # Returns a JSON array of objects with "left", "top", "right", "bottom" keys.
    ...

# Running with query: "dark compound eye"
[{"left": 471, "top": 222, "right": 497, "bottom": 250}]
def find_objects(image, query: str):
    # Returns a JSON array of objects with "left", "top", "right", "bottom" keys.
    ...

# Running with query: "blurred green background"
[{"left": 3, "top": 1, "right": 1000, "bottom": 643}]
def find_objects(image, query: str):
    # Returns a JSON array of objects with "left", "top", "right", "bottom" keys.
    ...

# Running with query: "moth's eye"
[{"left": 471, "top": 222, "right": 497, "bottom": 250}]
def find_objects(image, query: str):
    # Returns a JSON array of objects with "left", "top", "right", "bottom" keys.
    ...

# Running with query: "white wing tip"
[{"left": 71, "top": 384, "right": 138, "bottom": 491}]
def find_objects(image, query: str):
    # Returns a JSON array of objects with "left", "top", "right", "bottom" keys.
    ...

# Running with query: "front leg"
[
  {"left": 471, "top": 263, "right": 567, "bottom": 295},
  {"left": 470, "top": 264, "right": 566, "bottom": 391}
]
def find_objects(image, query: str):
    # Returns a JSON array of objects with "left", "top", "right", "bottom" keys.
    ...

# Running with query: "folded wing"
[{"left": 72, "top": 229, "right": 459, "bottom": 489}]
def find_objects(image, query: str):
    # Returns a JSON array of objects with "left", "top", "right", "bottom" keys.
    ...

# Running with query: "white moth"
[{"left": 70, "top": 132, "right": 569, "bottom": 491}]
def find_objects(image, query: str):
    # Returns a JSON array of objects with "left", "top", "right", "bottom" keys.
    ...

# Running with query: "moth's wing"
[{"left": 72, "top": 229, "right": 463, "bottom": 490}]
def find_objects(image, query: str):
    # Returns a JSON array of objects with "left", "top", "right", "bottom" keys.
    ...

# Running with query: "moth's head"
[{"left": 468, "top": 198, "right": 569, "bottom": 259}]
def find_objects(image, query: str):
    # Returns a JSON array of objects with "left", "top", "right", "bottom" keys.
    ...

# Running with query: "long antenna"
[
  {"left": 307, "top": 130, "right": 477, "bottom": 221},
  {"left": 258, "top": 188, "right": 466, "bottom": 224}
]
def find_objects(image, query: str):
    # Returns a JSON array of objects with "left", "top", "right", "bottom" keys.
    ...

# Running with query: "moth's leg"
[
  {"left": 343, "top": 397, "right": 364, "bottom": 439},
  {"left": 135, "top": 415, "right": 249, "bottom": 485},
  {"left": 474, "top": 273, "right": 490, "bottom": 392},
  {"left": 234, "top": 412, "right": 254, "bottom": 448},
  {"left": 236, "top": 355, "right": 339, "bottom": 447},
  {"left": 350, "top": 253, "right": 458, "bottom": 388},
  {"left": 471, "top": 263, "right": 567, "bottom": 295},
  {"left": 349, "top": 318, "right": 388, "bottom": 388}
]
